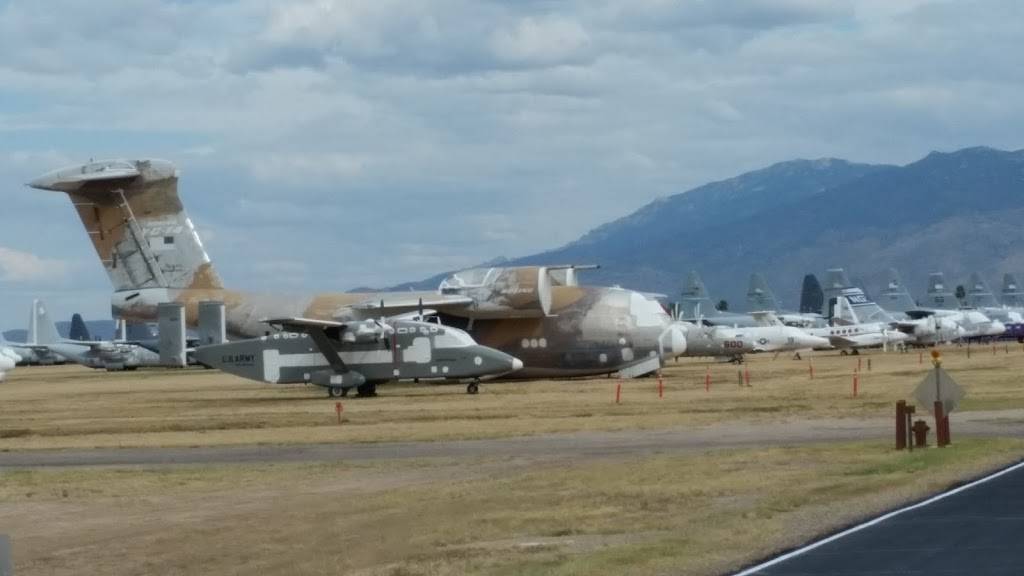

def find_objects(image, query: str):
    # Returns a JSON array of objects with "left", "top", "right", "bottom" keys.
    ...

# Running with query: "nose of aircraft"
[{"left": 474, "top": 345, "right": 524, "bottom": 376}]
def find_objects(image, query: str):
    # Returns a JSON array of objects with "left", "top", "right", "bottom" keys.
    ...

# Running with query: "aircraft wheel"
[
  {"left": 328, "top": 386, "right": 345, "bottom": 398},
  {"left": 840, "top": 350, "right": 849, "bottom": 356},
  {"left": 467, "top": 382, "right": 480, "bottom": 395},
  {"left": 356, "top": 384, "right": 377, "bottom": 397},
  {"left": 851, "top": 349, "right": 860, "bottom": 356}
]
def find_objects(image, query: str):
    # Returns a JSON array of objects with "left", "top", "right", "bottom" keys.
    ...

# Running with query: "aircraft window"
[{"left": 434, "top": 330, "right": 474, "bottom": 348}]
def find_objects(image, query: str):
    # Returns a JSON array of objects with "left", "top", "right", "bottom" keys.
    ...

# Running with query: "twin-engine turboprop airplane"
[
  {"left": 28, "top": 159, "right": 686, "bottom": 381},
  {"left": 195, "top": 317, "right": 523, "bottom": 396}
]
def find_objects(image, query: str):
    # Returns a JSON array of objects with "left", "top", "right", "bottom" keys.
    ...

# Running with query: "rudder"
[{"left": 29, "top": 159, "right": 222, "bottom": 292}]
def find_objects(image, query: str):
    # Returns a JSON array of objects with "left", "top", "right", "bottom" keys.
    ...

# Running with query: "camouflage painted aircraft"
[
  {"left": 195, "top": 317, "right": 523, "bottom": 396},
  {"left": 29, "top": 159, "right": 687, "bottom": 384}
]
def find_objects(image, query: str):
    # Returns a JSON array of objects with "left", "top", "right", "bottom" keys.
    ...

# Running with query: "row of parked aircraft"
[{"left": 12, "top": 158, "right": 1020, "bottom": 395}]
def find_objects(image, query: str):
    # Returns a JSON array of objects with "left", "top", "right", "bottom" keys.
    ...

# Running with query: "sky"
[{"left": 1, "top": 0, "right": 1023, "bottom": 328}]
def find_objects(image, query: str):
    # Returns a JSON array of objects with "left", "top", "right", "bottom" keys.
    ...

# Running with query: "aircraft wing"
[
  {"left": 347, "top": 293, "right": 474, "bottom": 317},
  {"left": 264, "top": 317, "right": 347, "bottom": 331}
]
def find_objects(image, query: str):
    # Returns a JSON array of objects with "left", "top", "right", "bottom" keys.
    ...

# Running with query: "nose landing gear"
[{"left": 467, "top": 380, "right": 480, "bottom": 395}]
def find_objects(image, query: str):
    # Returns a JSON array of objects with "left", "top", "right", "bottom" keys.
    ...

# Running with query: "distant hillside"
[{"left": 385, "top": 146, "right": 1024, "bottom": 309}]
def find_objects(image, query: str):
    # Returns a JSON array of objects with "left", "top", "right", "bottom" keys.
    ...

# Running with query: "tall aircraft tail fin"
[
  {"left": 832, "top": 295, "right": 860, "bottom": 325},
  {"left": 878, "top": 268, "right": 917, "bottom": 313},
  {"left": 28, "top": 159, "right": 222, "bottom": 292},
  {"left": 1003, "top": 273, "right": 1024, "bottom": 307},
  {"left": 822, "top": 267, "right": 894, "bottom": 324},
  {"left": 679, "top": 270, "right": 713, "bottom": 319},
  {"left": 69, "top": 313, "right": 91, "bottom": 341},
  {"left": 925, "top": 272, "right": 956, "bottom": 310},
  {"left": 799, "top": 274, "right": 824, "bottom": 314},
  {"left": 29, "top": 300, "right": 61, "bottom": 345},
  {"left": 966, "top": 273, "right": 999, "bottom": 308},
  {"left": 746, "top": 273, "right": 780, "bottom": 312}
]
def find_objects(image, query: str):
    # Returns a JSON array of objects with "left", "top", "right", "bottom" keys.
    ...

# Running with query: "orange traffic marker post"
[
  {"left": 918, "top": 351, "right": 923, "bottom": 365},
  {"left": 744, "top": 368, "right": 751, "bottom": 387},
  {"left": 705, "top": 367, "right": 711, "bottom": 392},
  {"left": 615, "top": 381, "right": 622, "bottom": 404},
  {"left": 852, "top": 372, "right": 860, "bottom": 398},
  {"left": 808, "top": 361, "right": 814, "bottom": 380},
  {"left": 335, "top": 402, "right": 343, "bottom": 425},
  {"left": 657, "top": 375, "right": 664, "bottom": 399}
]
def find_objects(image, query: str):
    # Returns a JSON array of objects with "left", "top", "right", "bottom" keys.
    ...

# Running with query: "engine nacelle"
[{"left": 439, "top": 266, "right": 553, "bottom": 319}]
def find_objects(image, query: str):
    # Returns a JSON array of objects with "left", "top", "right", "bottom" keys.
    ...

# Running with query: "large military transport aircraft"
[{"left": 29, "top": 159, "right": 686, "bottom": 381}]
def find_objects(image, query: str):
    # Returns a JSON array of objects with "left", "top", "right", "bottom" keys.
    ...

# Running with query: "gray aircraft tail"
[
  {"left": 966, "top": 272, "right": 1000, "bottom": 308},
  {"left": 1002, "top": 274, "right": 1024, "bottom": 307},
  {"left": 822, "top": 268, "right": 894, "bottom": 324},
  {"left": 747, "top": 273, "right": 780, "bottom": 312},
  {"left": 925, "top": 272, "right": 957, "bottom": 310},
  {"left": 799, "top": 274, "right": 824, "bottom": 314},
  {"left": 878, "top": 268, "right": 917, "bottom": 313},
  {"left": 28, "top": 159, "right": 223, "bottom": 292},
  {"left": 69, "top": 313, "right": 91, "bottom": 341},
  {"left": 679, "top": 270, "right": 714, "bottom": 319},
  {"left": 28, "top": 300, "right": 61, "bottom": 345}
]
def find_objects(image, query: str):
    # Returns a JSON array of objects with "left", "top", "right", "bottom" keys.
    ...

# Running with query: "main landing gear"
[
  {"left": 327, "top": 384, "right": 377, "bottom": 398},
  {"left": 466, "top": 380, "right": 480, "bottom": 395}
]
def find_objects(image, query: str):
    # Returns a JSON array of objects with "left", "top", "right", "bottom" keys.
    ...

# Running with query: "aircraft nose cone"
[
  {"left": 512, "top": 358, "right": 524, "bottom": 371},
  {"left": 991, "top": 321, "right": 1006, "bottom": 335}
]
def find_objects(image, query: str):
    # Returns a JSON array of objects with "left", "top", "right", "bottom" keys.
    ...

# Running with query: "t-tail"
[
  {"left": 1002, "top": 273, "right": 1024, "bottom": 307},
  {"left": 28, "top": 159, "right": 223, "bottom": 295},
  {"left": 878, "top": 268, "right": 917, "bottom": 313},
  {"left": 746, "top": 273, "right": 780, "bottom": 312}
]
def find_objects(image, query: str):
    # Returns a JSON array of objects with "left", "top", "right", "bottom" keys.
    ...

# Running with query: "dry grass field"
[
  {"left": 3, "top": 345, "right": 1024, "bottom": 575},
  {"left": 2, "top": 344, "right": 1023, "bottom": 450}
]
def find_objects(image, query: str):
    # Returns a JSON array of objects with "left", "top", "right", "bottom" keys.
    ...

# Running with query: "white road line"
[{"left": 733, "top": 458, "right": 1024, "bottom": 575}]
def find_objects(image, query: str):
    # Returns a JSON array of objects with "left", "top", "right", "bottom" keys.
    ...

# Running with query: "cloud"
[
  {"left": 0, "top": 247, "right": 73, "bottom": 283},
  {"left": 0, "top": 0, "right": 1023, "bottom": 325},
  {"left": 490, "top": 16, "right": 593, "bottom": 67}
]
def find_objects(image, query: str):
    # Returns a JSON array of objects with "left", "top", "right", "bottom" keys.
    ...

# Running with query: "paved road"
[
  {"left": 738, "top": 460, "right": 1024, "bottom": 575},
  {"left": 2, "top": 412, "right": 1023, "bottom": 468}
]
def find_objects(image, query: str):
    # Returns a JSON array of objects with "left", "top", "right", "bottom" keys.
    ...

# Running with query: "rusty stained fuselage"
[
  {"left": 112, "top": 283, "right": 675, "bottom": 378},
  {"left": 30, "top": 158, "right": 683, "bottom": 379}
]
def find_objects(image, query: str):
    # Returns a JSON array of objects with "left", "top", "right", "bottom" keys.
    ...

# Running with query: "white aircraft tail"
[
  {"left": 832, "top": 295, "right": 860, "bottom": 326},
  {"left": 28, "top": 299, "right": 61, "bottom": 345}
]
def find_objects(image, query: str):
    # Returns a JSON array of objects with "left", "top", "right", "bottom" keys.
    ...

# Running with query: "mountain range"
[{"left": 389, "top": 146, "right": 1024, "bottom": 311}]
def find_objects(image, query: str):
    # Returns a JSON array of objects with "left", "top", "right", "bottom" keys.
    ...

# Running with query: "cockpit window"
[
  {"left": 433, "top": 329, "right": 475, "bottom": 348},
  {"left": 440, "top": 268, "right": 499, "bottom": 292}
]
